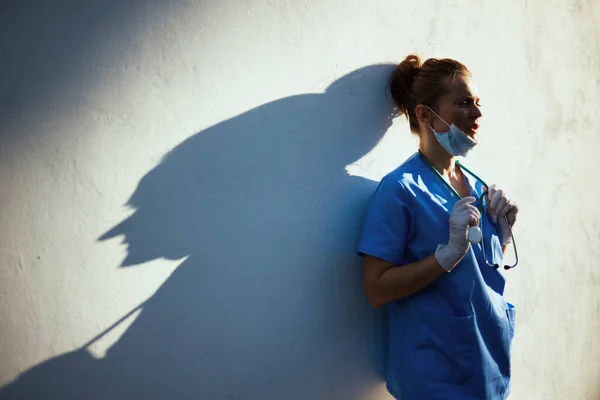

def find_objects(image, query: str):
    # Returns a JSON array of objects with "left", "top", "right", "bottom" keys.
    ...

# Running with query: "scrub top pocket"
[
  {"left": 506, "top": 303, "right": 516, "bottom": 338},
  {"left": 407, "top": 307, "right": 476, "bottom": 385},
  {"left": 505, "top": 303, "right": 517, "bottom": 355}
]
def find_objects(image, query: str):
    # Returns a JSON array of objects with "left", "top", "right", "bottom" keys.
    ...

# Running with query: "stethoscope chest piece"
[{"left": 468, "top": 226, "right": 483, "bottom": 244}]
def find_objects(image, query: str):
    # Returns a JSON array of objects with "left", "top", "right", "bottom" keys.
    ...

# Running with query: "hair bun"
[{"left": 389, "top": 54, "right": 422, "bottom": 116}]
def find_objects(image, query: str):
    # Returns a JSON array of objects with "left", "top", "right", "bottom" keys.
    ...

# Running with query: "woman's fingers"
[
  {"left": 490, "top": 189, "right": 504, "bottom": 210},
  {"left": 499, "top": 201, "right": 512, "bottom": 217},
  {"left": 458, "top": 206, "right": 480, "bottom": 226},
  {"left": 454, "top": 196, "right": 476, "bottom": 210},
  {"left": 486, "top": 184, "right": 497, "bottom": 202},
  {"left": 467, "top": 209, "right": 480, "bottom": 227}
]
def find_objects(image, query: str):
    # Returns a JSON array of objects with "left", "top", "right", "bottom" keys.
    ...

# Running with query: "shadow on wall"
[{"left": 0, "top": 64, "right": 398, "bottom": 399}]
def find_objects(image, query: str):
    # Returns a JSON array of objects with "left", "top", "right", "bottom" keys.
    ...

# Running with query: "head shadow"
[
  {"left": 2, "top": 63, "right": 398, "bottom": 400},
  {"left": 100, "top": 63, "right": 397, "bottom": 268}
]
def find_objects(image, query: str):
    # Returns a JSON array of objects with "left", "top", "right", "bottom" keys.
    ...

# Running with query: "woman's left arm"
[{"left": 486, "top": 184, "right": 519, "bottom": 247}]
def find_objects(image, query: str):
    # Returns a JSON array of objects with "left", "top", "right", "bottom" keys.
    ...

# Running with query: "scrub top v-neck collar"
[{"left": 415, "top": 151, "right": 479, "bottom": 205}]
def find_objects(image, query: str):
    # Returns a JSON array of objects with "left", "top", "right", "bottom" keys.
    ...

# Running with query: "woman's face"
[{"left": 430, "top": 75, "right": 483, "bottom": 141}]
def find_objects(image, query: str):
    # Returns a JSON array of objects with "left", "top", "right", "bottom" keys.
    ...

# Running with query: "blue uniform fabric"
[{"left": 357, "top": 152, "right": 516, "bottom": 400}]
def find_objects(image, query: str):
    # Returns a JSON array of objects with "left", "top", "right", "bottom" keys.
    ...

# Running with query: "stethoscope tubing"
[{"left": 418, "top": 151, "right": 518, "bottom": 270}]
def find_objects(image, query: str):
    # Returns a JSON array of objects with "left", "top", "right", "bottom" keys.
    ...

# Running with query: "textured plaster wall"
[{"left": 1, "top": 1, "right": 599, "bottom": 399}]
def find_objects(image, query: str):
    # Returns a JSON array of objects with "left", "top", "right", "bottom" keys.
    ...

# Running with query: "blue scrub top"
[{"left": 357, "top": 152, "right": 516, "bottom": 400}]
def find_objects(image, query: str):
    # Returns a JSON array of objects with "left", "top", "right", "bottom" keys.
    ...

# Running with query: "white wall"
[{"left": 1, "top": 1, "right": 599, "bottom": 399}]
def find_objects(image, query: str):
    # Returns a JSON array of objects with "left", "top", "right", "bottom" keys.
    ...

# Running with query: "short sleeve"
[{"left": 357, "top": 176, "right": 414, "bottom": 266}]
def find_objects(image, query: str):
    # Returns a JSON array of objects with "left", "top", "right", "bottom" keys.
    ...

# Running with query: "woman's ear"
[{"left": 415, "top": 104, "right": 429, "bottom": 125}]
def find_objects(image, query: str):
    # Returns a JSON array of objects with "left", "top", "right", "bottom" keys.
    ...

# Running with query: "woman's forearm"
[{"left": 368, "top": 254, "right": 447, "bottom": 307}]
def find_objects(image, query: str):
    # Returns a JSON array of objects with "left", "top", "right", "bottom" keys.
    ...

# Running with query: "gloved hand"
[
  {"left": 486, "top": 184, "right": 519, "bottom": 245},
  {"left": 435, "top": 196, "right": 480, "bottom": 272}
]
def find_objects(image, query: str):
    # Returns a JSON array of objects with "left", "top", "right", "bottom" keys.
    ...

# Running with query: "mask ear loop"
[{"left": 425, "top": 105, "right": 451, "bottom": 129}]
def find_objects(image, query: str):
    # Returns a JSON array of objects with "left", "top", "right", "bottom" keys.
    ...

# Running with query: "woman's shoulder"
[{"left": 381, "top": 152, "right": 428, "bottom": 188}]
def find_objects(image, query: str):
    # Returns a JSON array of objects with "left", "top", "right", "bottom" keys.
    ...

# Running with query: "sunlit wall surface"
[{"left": 1, "top": 1, "right": 599, "bottom": 399}]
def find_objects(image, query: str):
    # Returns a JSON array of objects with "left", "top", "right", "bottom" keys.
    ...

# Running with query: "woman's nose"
[{"left": 471, "top": 104, "right": 483, "bottom": 119}]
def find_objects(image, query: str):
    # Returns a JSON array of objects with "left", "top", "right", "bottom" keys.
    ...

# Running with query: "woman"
[{"left": 357, "top": 55, "right": 518, "bottom": 399}]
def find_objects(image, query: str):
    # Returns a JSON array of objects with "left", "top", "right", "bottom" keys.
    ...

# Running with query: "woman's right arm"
[
  {"left": 363, "top": 254, "right": 446, "bottom": 308},
  {"left": 362, "top": 196, "right": 480, "bottom": 308}
]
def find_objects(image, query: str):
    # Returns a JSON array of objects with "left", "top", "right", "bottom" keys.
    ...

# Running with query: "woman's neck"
[{"left": 419, "top": 141, "right": 457, "bottom": 179}]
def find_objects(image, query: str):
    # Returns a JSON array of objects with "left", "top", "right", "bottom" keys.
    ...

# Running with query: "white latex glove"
[
  {"left": 435, "top": 196, "right": 480, "bottom": 272},
  {"left": 486, "top": 184, "right": 519, "bottom": 245}
]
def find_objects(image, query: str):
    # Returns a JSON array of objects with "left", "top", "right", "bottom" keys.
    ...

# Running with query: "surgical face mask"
[{"left": 426, "top": 106, "right": 477, "bottom": 157}]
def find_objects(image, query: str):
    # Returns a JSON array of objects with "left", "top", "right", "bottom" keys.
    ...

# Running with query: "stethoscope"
[{"left": 418, "top": 151, "right": 519, "bottom": 270}]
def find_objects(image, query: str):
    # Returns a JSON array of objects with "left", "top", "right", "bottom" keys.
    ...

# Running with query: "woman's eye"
[{"left": 459, "top": 98, "right": 481, "bottom": 107}]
